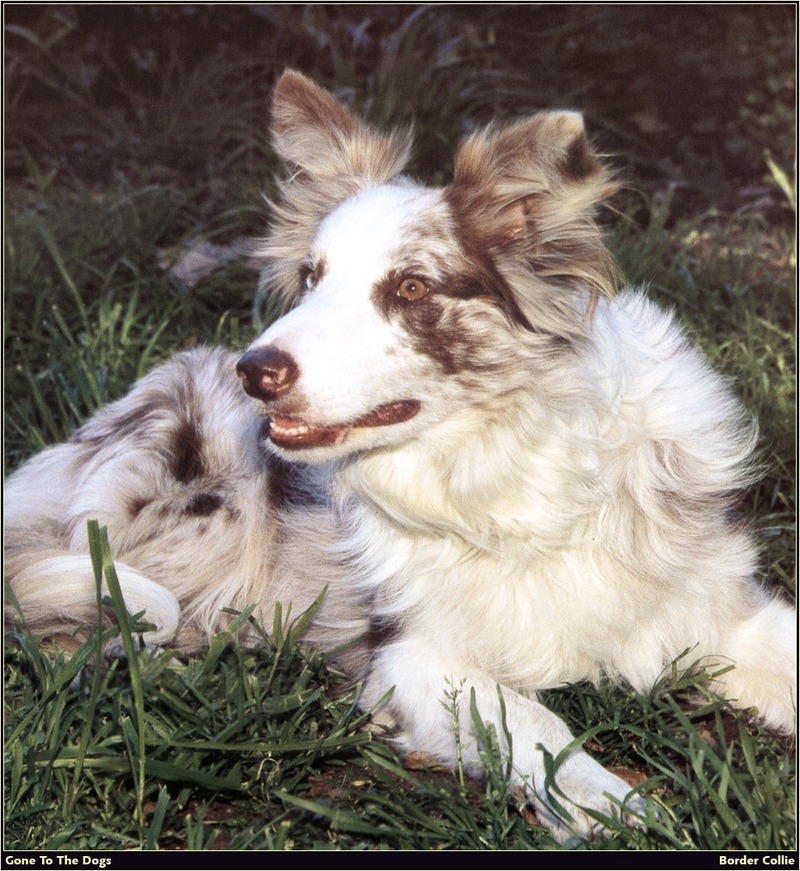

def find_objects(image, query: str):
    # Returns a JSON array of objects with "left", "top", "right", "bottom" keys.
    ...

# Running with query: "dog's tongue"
[{"left": 267, "top": 400, "right": 420, "bottom": 450}]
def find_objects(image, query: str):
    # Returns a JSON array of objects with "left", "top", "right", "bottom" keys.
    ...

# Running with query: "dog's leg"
[
  {"left": 364, "top": 636, "right": 647, "bottom": 843},
  {"left": 712, "top": 594, "right": 797, "bottom": 734}
]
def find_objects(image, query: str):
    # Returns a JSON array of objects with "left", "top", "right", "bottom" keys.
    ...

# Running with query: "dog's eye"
[
  {"left": 397, "top": 278, "right": 429, "bottom": 301},
  {"left": 299, "top": 265, "right": 316, "bottom": 292}
]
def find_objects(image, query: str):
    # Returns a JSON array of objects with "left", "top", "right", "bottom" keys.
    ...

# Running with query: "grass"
[
  {"left": 5, "top": 536, "right": 796, "bottom": 851},
  {"left": 4, "top": 5, "right": 795, "bottom": 853}
]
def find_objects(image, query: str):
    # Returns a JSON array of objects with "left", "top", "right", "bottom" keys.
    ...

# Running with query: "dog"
[{"left": 5, "top": 70, "right": 796, "bottom": 843}]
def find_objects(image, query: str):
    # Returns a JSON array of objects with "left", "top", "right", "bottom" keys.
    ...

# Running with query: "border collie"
[{"left": 5, "top": 70, "right": 795, "bottom": 842}]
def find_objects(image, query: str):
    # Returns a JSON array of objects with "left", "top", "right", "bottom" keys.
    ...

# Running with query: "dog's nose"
[{"left": 236, "top": 346, "right": 299, "bottom": 401}]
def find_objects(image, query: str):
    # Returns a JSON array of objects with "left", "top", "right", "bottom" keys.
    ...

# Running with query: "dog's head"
[{"left": 238, "top": 70, "right": 617, "bottom": 461}]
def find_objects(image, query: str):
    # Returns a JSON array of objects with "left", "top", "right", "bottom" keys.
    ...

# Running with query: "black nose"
[{"left": 236, "top": 346, "right": 299, "bottom": 401}]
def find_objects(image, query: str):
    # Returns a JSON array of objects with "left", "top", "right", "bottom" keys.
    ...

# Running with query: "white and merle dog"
[{"left": 5, "top": 70, "right": 796, "bottom": 842}]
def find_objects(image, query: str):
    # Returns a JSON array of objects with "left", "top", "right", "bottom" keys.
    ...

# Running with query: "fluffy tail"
[{"left": 6, "top": 552, "right": 180, "bottom": 650}]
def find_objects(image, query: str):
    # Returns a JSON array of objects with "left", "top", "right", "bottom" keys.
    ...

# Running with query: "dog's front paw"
[{"left": 522, "top": 749, "right": 648, "bottom": 844}]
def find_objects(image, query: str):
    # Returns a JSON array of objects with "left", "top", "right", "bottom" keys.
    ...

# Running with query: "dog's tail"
[{"left": 5, "top": 551, "right": 180, "bottom": 651}]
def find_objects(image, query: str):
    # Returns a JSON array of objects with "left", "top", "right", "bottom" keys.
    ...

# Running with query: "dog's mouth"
[{"left": 265, "top": 400, "right": 421, "bottom": 450}]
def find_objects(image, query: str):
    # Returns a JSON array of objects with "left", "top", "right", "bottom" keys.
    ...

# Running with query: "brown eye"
[{"left": 397, "top": 278, "right": 429, "bottom": 301}]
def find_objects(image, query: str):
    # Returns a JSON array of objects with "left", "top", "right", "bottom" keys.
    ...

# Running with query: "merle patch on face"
[{"left": 369, "top": 255, "right": 524, "bottom": 376}]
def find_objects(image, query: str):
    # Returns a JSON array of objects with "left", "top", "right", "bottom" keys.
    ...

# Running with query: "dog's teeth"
[{"left": 272, "top": 421, "right": 308, "bottom": 436}]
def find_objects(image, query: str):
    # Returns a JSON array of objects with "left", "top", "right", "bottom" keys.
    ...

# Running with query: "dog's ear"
[
  {"left": 261, "top": 71, "right": 413, "bottom": 303},
  {"left": 447, "top": 112, "right": 619, "bottom": 331},
  {"left": 271, "top": 70, "right": 412, "bottom": 185}
]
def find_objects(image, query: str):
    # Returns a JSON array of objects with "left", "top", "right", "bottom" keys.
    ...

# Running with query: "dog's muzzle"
[{"left": 236, "top": 345, "right": 420, "bottom": 451}]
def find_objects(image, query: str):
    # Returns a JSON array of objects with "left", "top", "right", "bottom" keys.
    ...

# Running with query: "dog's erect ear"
[
  {"left": 449, "top": 112, "right": 613, "bottom": 243},
  {"left": 261, "top": 71, "right": 413, "bottom": 303},
  {"left": 271, "top": 70, "right": 412, "bottom": 184},
  {"left": 447, "top": 112, "right": 619, "bottom": 331}
]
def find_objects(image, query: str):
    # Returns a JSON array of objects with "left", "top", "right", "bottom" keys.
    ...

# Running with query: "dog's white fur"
[{"left": 5, "top": 71, "right": 795, "bottom": 842}]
